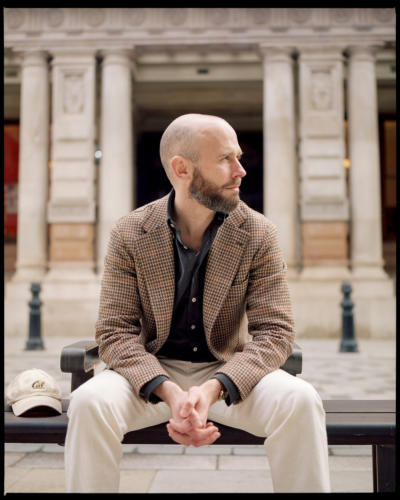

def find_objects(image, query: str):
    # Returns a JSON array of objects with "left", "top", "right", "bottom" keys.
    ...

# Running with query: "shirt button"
[
  {"left": 183, "top": 245, "right": 188, "bottom": 250},
  {"left": 192, "top": 297, "right": 197, "bottom": 303},
  {"left": 193, "top": 346, "right": 198, "bottom": 352},
  {"left": 190, "top": 324, "right": 196, "bottom": 330}
]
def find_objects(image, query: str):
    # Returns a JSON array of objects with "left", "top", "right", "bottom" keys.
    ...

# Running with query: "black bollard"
[
  {"left": 339, "top": 281, "right": 358, "bottom": 353},
  {"left": 25, "top": 282, "right": 45, "bottom": 351}
]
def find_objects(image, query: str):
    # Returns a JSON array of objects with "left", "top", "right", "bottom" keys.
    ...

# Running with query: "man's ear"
[{"left": 170, "top": 155, "right": 192, "bottom": 181}]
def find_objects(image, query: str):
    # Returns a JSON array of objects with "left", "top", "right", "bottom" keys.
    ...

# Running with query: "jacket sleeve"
[
  {"left": 214, "top": 223, "right": 295, "bottom": 403},
  {"left": 95, "top": 224, "right": 170, "bottom": 398}
]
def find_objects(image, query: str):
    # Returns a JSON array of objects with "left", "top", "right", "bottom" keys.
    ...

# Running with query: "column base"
[
  {"left": 5, "top": 279, "right": 34, "bottom": 337},
  {"left": 5, "top": 267, "right": 101, "bottom": 338},
  {"left": 289, "top": 267, "right": 395, "bottom": 339},
  {"left": 351, "top": 265, "right": 388, "bottom": 280},
  {"left": 41, "top": 265, "right": 101, "bottom": 337},
  {"left": 11, "top": 266, "right": 47, "bottom": 283}
]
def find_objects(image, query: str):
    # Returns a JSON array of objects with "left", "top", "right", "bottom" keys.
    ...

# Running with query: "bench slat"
[{"left": 5, "top": 399, "right": 395, "bottom": 446}]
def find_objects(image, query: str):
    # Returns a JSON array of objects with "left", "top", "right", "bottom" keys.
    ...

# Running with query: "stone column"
[
  {"left": 13, "top": 50, "right": 49, "bottom": 282},
  {"left": 97, "top": 49, "right": 134, "bottom": 273},
  {"left": 261, "top": 46, "right": 298, "bottom": 277},
  {"left": 347, "top": 46, "right": 386, "bottom": 279}
]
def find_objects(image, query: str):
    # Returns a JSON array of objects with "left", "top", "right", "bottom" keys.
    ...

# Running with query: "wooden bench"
[{"left": 4, "top": 340, "right": 395, "bottom": 492}]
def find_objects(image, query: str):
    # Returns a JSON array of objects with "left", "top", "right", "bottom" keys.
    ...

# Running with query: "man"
[{"left": 65, "top": 114, "right": 331, "bottom": 493}]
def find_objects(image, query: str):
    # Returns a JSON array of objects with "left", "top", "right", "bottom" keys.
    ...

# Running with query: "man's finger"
[
  {"left": 192, "top": 430, "right": 221, "bottom": 447},
  {"left": 189, "top": 424, "right": 219, "bottom": 442},
  {"left": 167, "top": 424, "right": 221, "bottom": 447},
  {"left": 168, "top": 417, "right": 192, "bottom": 434},
  {"left": 166, "top": 424, "right": 192, "bottom": 446}
]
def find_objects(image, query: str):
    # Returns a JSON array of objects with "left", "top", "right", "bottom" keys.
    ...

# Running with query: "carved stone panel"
[
  {"left": 63, "top": 73, "right": 85, "bottom": 114},
  {"left": 48, "top": 53, "right": 96, "bottom": 223}
]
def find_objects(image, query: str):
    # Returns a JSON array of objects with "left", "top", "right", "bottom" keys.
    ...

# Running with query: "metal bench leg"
[{"left": 373, "top": 444, "right": 396, "bottom": 492}]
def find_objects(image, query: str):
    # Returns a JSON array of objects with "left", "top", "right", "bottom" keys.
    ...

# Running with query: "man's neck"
[{"left": 172, "top": 191, "right": 215, "bottom": 252}]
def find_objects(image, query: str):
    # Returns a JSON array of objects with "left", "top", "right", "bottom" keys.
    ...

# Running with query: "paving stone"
[
  {"left": 149, "top": 469, "right": 273, "bottom": 493},
  {"left": 329, "top": 445, "right": 372, "bottom": 457},
  {"left": 5, "top": 443, "right": 43, "bottom": 453},
  {"left": 185, "top": 445, "right": 232, "bottom": 455},
  {"left": 330, "top": 470, "right": 373, "bottom": 493},
  {"left": 328, "top": 455, "right": 372, "bottom": 471},
  {"left": 15, "top": 452, "right": 65, "bottom": 469},
  {"left": 218, "top": 455, "right": 270, "bottom": 470},
  {"left": 4, "top": 467, "right": 33, "bottom": 492},
  {"left": 233, "top": 445, "right": 266, "bottom": 455},
  {"left": 42, "top": 443, "right": 65, "bottom": 453},
  {"left": 5, "top": 468, "right": 66, "bottom": 493},
  {"left": 122, "top": 444, "right": 138, "bottom": 453},
  {"left": 119, "top": 470, "right": 157, "bottom": 493},
  {"left": 136, "top": 444, "right": 184, "bottom": 455},
  {"left": 120, "top": 453, "right": 216, "bottom": 470},
  {"left": 5, "top": 452, "right": 25, "bottom": 467}
]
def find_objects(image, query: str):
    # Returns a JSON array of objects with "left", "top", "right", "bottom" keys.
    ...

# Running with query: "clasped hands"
[{"left": 154, "top": 378, "right": 222, "bottom": 447}]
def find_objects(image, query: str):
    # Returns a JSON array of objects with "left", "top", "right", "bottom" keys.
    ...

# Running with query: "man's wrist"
[
  {"left": 153, "top": 380, "right": 183, "bottom": 405},
  {"left": 201, "top": 378, "right": 223, "bottom": 405}
]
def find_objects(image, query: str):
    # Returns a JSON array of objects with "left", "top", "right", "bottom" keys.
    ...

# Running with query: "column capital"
[
  {"left": 346, "top": 44, "right": 381, "bottom": 61},
  {"left": 99, "top": 47, "right": 135, "bottom": 65},
  {"left": 259, "top": 45, "right": 295, "bottom": 63},
  {"left": 21, "top": 49, "right": 49, "bottom": 67}
]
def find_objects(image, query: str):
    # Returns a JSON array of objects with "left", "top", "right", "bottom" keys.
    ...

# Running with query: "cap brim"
[{"left": 12, "top": 395, "right": 62, "bottom": 417}]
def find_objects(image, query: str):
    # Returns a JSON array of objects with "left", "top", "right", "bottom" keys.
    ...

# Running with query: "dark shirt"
[{"left": 140, "top": 190, "right": 240, "bottom": 406}]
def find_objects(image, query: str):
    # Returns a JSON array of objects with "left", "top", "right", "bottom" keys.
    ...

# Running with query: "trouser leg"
[
  {"left": 209, "top": 369, "right": 331, "bottom": 493},
  {"left": 64, "top": 369, "right": 170, "bottom": 492}
]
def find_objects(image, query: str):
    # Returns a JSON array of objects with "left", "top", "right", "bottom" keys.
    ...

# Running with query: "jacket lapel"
[
  {"left": 203, "top": 204, "right": 250, "bottom": 336},
  {"left": 134, "top": 197, "right": 175, "bottom": 348}
]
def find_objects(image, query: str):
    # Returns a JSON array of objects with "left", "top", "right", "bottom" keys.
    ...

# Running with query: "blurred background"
[{"left": 4, "top": 8, "right": 396, "bottom": 340}]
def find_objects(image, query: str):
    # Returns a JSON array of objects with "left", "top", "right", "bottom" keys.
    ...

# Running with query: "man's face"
[{"left": 188, "top": 123, "right": 246, "bottom": 214}]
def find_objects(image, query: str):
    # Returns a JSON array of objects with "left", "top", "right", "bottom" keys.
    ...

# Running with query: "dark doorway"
[{"left": 135, "top": 130, "right": 263, "bottom": 214}]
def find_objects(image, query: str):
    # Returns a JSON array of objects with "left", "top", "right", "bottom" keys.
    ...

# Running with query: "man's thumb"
[{"left": 180, "top": 400, "right": 194, "bottom": 418}]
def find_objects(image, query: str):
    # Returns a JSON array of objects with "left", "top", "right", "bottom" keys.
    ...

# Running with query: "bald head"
[{"left": 159, "top": 114, "right": 231, "bottom": 181}]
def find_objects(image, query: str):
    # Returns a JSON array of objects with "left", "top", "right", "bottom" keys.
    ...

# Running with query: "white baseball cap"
[{"left": 6, "top": 368, "right": 62, "bottom": 416}]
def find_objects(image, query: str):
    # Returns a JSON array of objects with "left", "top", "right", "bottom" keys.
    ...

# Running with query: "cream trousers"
[{"left": 64, "top": 358, "right": 331, "bottom": 493}]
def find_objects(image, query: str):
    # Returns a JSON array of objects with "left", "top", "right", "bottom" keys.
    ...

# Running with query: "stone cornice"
[{"left": 4, "top": 8, "right": 395, "bottom": 54}]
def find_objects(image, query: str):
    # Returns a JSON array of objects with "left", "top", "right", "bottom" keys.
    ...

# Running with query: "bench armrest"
[
  {"left": 60, "top": 340, "right": 101, "bottom": 392},
  {"left": 281, "top": 342, "right": 302, "bottom": 375},
  {"left": 60, "top": 339, "right": 302, "bottom": 392}
]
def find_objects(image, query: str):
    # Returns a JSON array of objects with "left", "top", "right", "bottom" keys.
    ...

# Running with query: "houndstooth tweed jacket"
[{"left": 95, "top": 194, "right": 295, "bottom": 403}]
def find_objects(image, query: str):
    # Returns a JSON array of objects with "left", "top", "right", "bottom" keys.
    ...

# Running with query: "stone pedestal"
[
  {"left": 261, "top": 46, "right": 298, "bottom": 277},
  {"left": 42, "top": 50, "right": 99, "bottom": 337}
]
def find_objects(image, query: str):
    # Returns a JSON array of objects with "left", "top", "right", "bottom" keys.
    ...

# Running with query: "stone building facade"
[{"left": 4, "top": 8, "right": 396, "bottom": 339}]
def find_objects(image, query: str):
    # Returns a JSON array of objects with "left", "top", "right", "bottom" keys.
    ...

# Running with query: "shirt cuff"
[
  {"left": 140, "top": 375, "right": 170, "bottom": 404},
  {"left": 212, "top": 373, "right": 240, "bottom": 406}
]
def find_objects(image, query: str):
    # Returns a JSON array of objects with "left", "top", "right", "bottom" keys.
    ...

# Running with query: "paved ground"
[{"left": 4, "top": 335, "right": 396, "bottom": 493}]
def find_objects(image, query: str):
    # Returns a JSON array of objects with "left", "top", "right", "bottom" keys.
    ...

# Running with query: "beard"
[{"left": 189, "top": 166, "right": 240, "bottom": 214}]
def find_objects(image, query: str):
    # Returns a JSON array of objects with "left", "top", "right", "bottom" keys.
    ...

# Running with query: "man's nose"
[{"left": 233, "top": 159, "right": 246, "bottom": 178}]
